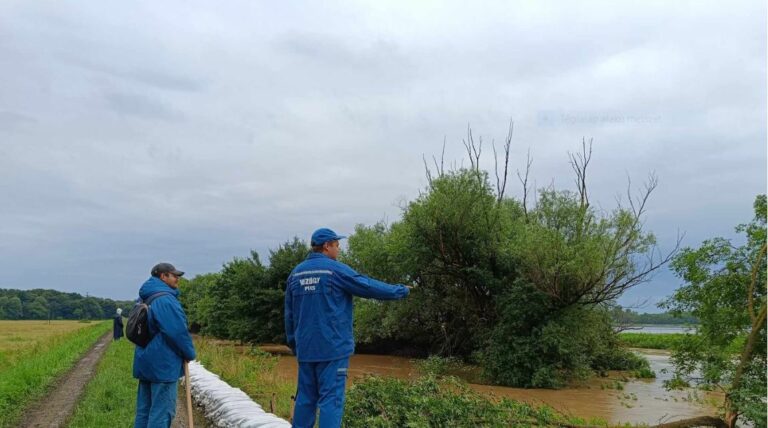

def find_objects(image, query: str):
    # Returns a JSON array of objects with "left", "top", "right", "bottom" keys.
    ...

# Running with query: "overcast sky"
[{"left": 0, "top": 1, "right": 765, "bottom": 311}]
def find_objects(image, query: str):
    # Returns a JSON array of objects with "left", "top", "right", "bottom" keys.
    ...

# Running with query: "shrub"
[
  {"left": 482, "top": 289, "right": 648, "bottom": 388},
  {"left": 343, "top": 374, "right": 605, "bottom": 427}
]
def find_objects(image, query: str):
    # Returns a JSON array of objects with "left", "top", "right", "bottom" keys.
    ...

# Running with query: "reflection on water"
[{"left": 265, "top": 346, "right": 719, "bottom": 426}]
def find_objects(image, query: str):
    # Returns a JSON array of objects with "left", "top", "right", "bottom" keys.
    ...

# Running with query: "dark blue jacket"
[
  {"left": 132, "top": 277, "right": 196, "bottom": 382},
  {"left": 113, "top": 314, "right": 124, "bottom": 339},
  {"left": 284, "top": 252, "right": 409, "bottom": 362}
]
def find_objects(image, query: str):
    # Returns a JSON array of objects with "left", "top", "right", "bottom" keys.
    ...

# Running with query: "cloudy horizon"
[{"left": 1, "top": 1, "right": 765, "bottom": 312}]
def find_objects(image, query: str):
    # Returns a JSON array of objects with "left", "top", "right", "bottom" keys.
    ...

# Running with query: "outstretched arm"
[{"left": 335, "top": 267, "right": 410, "bottom": 300}]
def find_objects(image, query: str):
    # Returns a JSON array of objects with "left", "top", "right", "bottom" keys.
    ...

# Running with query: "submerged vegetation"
[
  {"left": 618, "top": 333, "right": 688, "bottom": 350},
  {"left": 344, "top": 374, "right": 608, "bottom": 428}
]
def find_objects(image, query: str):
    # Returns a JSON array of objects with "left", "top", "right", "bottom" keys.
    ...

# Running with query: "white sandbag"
[{"left": 185, "top": 360, "right": 291, "bottom": 428}]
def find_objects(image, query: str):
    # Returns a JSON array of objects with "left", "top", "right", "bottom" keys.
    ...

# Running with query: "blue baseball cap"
[{"left": 311, "top": 228, "right": 347, "bottom": 246}]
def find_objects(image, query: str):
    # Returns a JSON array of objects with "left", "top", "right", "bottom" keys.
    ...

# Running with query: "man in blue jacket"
[
  {"left": 285, "top": 228, "right": 410, "bottom": 428},
  {"left": 133, "top": 262, "right": 196, "bottom": 428}
]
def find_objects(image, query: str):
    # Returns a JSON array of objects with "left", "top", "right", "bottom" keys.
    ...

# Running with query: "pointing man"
[{"left": 285, "top": 228, "right": 410, "bottom": 427}]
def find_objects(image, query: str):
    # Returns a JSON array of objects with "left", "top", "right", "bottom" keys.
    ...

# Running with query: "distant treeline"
[
  {"left": 0, "top": 288, "right": 134, "bottom": 320},
  {"left": 611, "top": 307, "right": 698, "bottom": 325}
]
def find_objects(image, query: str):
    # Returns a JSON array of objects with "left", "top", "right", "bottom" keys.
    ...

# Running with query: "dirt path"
[{"left": 19, "top": 332, "right": 112, "bottom": 428}]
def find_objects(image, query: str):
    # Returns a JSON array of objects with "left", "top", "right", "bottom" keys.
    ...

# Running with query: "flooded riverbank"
[{"left": 261, "top": 345, "right": 719, "bottom": 426}]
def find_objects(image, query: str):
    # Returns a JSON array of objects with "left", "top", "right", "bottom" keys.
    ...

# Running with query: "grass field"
[
  {"left": 0, "top": 320, "right": 96, "bottom": 367},
  {"left": 0, "top": 321, "right": 109, "bottom": 428}
]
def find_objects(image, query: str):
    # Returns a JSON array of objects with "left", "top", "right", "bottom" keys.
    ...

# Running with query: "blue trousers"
[
  {"left": 134, "top": 380, "right": 177, "bottom": 428},
  {"left": 293, "top": 357, "right": 349, "bottom": 428}
]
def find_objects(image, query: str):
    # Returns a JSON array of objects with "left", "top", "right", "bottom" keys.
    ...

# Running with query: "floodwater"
[
  {"left": 263, "top": 346, "right": 719, "bottom": 426},
  {"left": 622, "top": 325, "right": 697, "bottom": 334}
]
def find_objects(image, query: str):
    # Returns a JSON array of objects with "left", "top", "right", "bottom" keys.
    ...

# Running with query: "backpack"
[{"left": 126, "top": 292, "right": 171, "bottom": 347}]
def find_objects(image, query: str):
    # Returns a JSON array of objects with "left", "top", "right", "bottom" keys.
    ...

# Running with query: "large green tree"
[
  {"left": 180, "top": 238, "right": 309, "bottom": 344},
  {"left": 662, "top": 195, "right": 766, "bottom": 428},
  {"left": 346, "top": 134, "right": 669, "bottom": 387}
]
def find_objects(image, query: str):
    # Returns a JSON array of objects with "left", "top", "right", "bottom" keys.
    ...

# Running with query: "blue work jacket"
[
  {"left": 133, "top": 277, "right": 196, "bottom": 382},
  {"left": 284, "top": 252, "right": 409, "bottom": 362}
]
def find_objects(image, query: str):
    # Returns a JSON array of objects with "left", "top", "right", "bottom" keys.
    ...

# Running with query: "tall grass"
[
  {"left": 194, "top": 338, "right": 295, "bottom": 418},
  {"left": 67, "top": 339, "right": 137, "bottom": 427},
  {"left": 0, "top": 321, "right": 109, "bottom": 428}
]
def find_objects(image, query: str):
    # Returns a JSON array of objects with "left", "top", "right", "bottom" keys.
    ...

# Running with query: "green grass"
[
  {"left": 68, "top": 336, "right": 297, "bottom": 425},
  {"left": 617, "top": 333, "right": 686, "bottom": 350},
  {"left": 344, "top": 374, "right": 610, "bottom": 428},
  {"left": 67, "top": 339, "right": 137, "bottom": 427},
  {"left": 0, "top": 321, "right": 109, "bottom": 428},
  {"left": 0, "top": 320, "right": 97, "bottom": 370}
]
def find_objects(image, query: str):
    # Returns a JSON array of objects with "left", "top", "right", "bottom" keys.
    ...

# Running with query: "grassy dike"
[
  {"left": 67, "top": 338, "right": 137, "bottom": 427},
  {"left": 67, "top": 336, "right": 297, "bottom": 425},
  {"left": 0, "top": 321, "right": 109, "bottom": 428}
]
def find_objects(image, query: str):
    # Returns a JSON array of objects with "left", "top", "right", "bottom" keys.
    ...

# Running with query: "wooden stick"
[{"left": 184, "top": 361, "right": 194, "bottom": 428}]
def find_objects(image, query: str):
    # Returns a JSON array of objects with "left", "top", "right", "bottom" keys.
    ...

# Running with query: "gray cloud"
[
  {"left": 0, "top": 0, "right": 764, "bottom": 310},
  {"left": 104, "top": 92, "right": 185, "bottom": 121}
]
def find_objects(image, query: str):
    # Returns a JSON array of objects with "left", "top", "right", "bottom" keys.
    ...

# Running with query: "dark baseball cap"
[
  {"left": 311, "top": 228, "right": 347, "bottom": 246},
  {"left": 151, "top": 262, "right": 184, "bottom": 277}
]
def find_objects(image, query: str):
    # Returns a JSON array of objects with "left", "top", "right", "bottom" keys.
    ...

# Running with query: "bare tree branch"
[
  {"left": 493, "top": 120, "right": 514, "bottom": 203},
  {"left": 517, "top": 149, "right": 533, "bottom": 222},
  {"left": 568, "top": 138, "right": 592, "bottom": 210}
]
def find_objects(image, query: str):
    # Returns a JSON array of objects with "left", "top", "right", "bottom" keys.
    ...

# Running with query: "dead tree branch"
[
  {"left": 568, "top": 138, "right": 593, "bottom": 210},
  {"left": 517, "top": 149, "right": 532, "bottom": 221},
  {"left": 493, "top": 120, "right": 513, "bottom": 203}
]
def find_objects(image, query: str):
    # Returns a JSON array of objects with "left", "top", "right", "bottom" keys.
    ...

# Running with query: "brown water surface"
[{"left": 264, "top": 345, "right": 720, "bottom": 426}]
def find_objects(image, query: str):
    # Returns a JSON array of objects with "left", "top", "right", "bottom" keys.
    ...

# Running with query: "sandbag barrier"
[{"left": 185, "top": 360, "right": 291, "bottom": 427}]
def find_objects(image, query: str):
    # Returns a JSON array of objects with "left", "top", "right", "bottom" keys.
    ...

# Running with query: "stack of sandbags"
[{"left": 185, "top": 360, "right": 291, "bottom": 428}]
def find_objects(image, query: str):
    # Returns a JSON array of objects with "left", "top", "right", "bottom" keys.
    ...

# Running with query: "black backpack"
[{"left": 126, "top": 292, "right": 171, "bottom": 347}]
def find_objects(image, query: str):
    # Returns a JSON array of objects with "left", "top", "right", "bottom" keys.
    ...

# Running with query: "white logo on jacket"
[{"left": 300, "top": 277, "right": 320, "bottom": 291}]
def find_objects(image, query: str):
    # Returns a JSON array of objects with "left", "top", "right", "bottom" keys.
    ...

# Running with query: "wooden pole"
[{"left": 184, "top": 361, "right": 194, "bottom": 428}]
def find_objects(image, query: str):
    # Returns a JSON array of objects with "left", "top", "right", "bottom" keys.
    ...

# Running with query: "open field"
[
  {"left": 0, "top": 321, "right": 109, "bottom": 428},
  {"left": 0, "top": 320, "right": 96, "bottom": 363}
]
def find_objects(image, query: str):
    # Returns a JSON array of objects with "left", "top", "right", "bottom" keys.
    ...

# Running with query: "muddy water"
[{"left": 264, "top": 346, "right": 720, "bottom": 426}]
